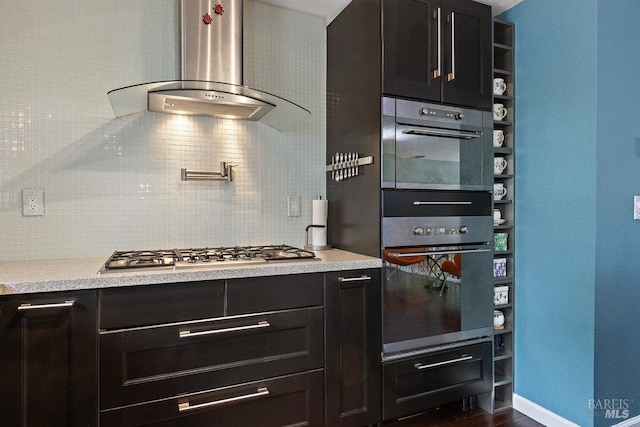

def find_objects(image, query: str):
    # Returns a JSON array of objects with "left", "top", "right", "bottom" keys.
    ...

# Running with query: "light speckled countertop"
[{"left": 0, "top": 249, "right": 382, "bottom": 295}]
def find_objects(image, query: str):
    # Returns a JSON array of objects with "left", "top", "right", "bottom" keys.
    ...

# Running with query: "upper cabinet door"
[
  {"left": 383, "top": 0, "right": 491, "bottom": 110},
  {"left": 442, "top": 0, "right": 492, "bottom": 109},
  {"left": 383, "top": 0, "right": 441, "bottom": 102}
]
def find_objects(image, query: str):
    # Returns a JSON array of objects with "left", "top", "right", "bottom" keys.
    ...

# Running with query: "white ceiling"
[{"left": 259, "top": 0, "right": 523, "bottom": 23}]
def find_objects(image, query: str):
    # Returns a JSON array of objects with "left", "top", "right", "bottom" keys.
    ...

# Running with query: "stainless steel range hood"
[{"left": 107, "top": 0, "right": 309, "bottom": 131}]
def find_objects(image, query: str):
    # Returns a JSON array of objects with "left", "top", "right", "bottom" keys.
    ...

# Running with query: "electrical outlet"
[
  {"left": 287, "top": 195, "right": 301, "bottom": 217},
  {"left": 634, "top": 195, "right": 640, "bottom": 220},
  {"left": 22, "top": 189, "right": 44, "bottom": 216}
]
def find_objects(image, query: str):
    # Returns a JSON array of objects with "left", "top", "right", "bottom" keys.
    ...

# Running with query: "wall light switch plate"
[
  {"left": 22, "top": 189, "right": 44, "bottom": 216},
  {"left": 634, "top": 195, "right": 640, "bottom": 220},
  {"left": 287, "top": 195, "right": 301, "bottom": 217}
]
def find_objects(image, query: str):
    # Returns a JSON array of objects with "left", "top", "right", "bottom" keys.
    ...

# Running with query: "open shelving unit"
[{"left": 479, "top": 19, "right": 515, "bottom": 414}]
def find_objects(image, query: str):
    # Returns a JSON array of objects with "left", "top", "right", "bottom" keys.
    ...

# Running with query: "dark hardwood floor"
[{"left": 383, "top": 402, "right": 545, "bottom": 427}]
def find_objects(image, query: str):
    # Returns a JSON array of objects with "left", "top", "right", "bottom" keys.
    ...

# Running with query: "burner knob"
[
  {"left": 454, "top": 112, "right": 464, "bottom": 120},
  {"left": 413, "top": 226, "right": 425, "bottom": 236},
  {"left": 459, "top": 226, "right": 468, "bottom": 234}
]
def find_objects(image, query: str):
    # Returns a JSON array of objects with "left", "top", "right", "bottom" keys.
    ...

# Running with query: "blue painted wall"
[
  {"left": 595, "top": 1, "right": 640, "bottom": 425},
  {"left": 500, "top": 1, "right": 598, "bottom": 426},
  {"left": 502, "top": 0, "right": 640, "bottom": 425}
]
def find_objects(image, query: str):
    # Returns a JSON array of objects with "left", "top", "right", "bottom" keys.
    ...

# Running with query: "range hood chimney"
[{"left": 107, "top": 0, "right": 309, "bottom": 131}]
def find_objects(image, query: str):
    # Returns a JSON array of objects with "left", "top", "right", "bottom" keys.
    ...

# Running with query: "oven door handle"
[
  {"left": 387, "top": 248, "right": 491, "bottom": 257},
  {"left": 403, "top": 128, "right": 480, "bottom": 140}
]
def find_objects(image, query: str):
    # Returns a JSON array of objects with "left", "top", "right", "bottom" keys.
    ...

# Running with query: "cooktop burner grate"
[{"left": 103, "top": 245, "right": 316, "bottom": 271}]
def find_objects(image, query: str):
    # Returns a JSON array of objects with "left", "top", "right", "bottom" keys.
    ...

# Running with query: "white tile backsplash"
[{"left": 0, "top": 0, "right": 325, "bottom": 261}]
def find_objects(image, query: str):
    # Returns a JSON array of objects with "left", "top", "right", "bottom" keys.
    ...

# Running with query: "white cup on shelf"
[
  {"left": 493, "top": 78, "right": 507, "bottom": 95},
  {"left": 494, "top": 183, "right": 507, "bottom": 200},
  {"left": 493, "top": 103, "right": 508, "bottom": 121},
  {"left": 494, "top": 157, "right": 508, "bottom": 175},
  {"left": 493, "top": 130, "right": 504, "bottom": 147}
]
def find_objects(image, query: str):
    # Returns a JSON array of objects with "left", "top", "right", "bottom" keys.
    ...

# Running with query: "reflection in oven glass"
[{"left": 383, "top": 262, "right": 461, "bottom": 345}]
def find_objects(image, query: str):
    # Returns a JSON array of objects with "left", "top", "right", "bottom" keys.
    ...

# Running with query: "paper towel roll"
[{"left": 311, "top": 199, "right": 328, "bottom": 247}]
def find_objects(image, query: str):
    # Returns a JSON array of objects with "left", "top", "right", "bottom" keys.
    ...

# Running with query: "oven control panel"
[
  {"left": 413, "top": 226, "right": 468, "bottom": 236},
  {"left": 382, "top": 216, "right": 492, "bottom": 247},
  {"left": 418, "top": 106, "right": 464, "bottom": 121}
]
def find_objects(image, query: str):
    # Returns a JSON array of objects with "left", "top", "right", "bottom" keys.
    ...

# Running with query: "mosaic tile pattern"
[{"left": 0, "top": 0, "right": 325, "bottom": 260}]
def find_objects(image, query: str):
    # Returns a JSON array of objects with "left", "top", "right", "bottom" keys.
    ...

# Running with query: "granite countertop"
[{"left": 0, "top": 249, "right": 382, "bottom": 295}]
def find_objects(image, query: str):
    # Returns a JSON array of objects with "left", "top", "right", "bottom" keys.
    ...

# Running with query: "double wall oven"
[
  {"left": 379, "top": 98, "right": 494, "bottom": 356},
  {"left": 377, "top": 99, "right": 495, "bottom": 418}
]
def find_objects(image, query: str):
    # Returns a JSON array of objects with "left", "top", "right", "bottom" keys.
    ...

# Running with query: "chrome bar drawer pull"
[
  {"left": 178, "top": 387, "right": 269, "bottom": 412},
  {"left": 18, "top": 300, "right": 75, "bottom": 311},
  {"left": 414, "top": 354, "right": 473, "bottom": 370},
  {"left": 179, "top": 321, "right": 270, "bottom": 338},
  {"left": 338, "top": 276, "right": 372, "bottom": 282},
  {"left": 413, "top": 201, "right": 472, "bottom": 206}
]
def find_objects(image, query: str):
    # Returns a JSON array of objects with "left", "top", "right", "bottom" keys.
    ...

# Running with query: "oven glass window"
[
  {"left": 382, "top": 247, "right": 492, "bottom": 353},
  {"left": 393, "top": 125, "right": 483, "bottom": 189}
]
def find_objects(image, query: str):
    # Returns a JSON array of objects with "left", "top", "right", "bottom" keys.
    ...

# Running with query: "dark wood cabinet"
[
  {"left": 325, "top": 269, "right": 382, "bottom": 426},
  {"left": 0, "top": 268, "right": 383, "bottom": 426},
  {"left": 382, "top": 340, "right": 493, "bottom": 420},
  {"left": 99, "top": 280, "right": 225, "bottom": 329},
  {"left": 382, "top": 0, "right": 440, "bottom": 102},
  {"left": 0, "top": 290, "right": 98, "bottom": 426},
  {"left": 382, "top": 0, "right": 492, "bottom": 109},
  {"left": 100, "top": 307, "right": 324, "bottom": 409},
  {"left": 99, "top": 274, "right": 326, "bottom": 426},
  {"left": 101, "top": 370, "right": 324, "bottom": 427}
]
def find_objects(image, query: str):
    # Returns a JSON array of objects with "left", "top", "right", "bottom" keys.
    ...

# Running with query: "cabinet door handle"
[
  {"left": 338, "top": 275, "right": 373, "bottom": 288},
  {"left": 338, "top": 275, "right": 372, "bottom": 282},
  {"left": 433, "top": 7, "right": 442, "bottom": 79},
  {"left": 178, "top": 387, "right": 269, "bottom": 412},
  {"left": 17, "top": 300, "right": 75, "bottom": 311},
  {"left": 447, "top": 12, "right": 456, "bottom": 82},
  {"left": 179, "top": 321, "right": 270, "bottom": 338},
  {"left": 414, "top": 354, "right": 472, "bottom": 370}
]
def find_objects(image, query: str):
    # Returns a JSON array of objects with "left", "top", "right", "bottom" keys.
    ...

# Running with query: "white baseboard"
[
  {"left": 513, "top": 394, "right": 581, "bottom": 427},
  {"left": 611, "top": 415, "right": 640, "bottom": 427},
  {"left": 513, "top": 394, "right": 640, "bottom": 427}
]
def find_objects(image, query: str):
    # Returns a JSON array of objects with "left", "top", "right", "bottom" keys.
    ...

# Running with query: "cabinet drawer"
[
  {"left": 100, "top": 370, "right": 324, "bottom": 427},
  {"left": 99, "top": 280, "right": 224, "bottom": 330},
  {"left": 100, "top": 307, "right": 324, "bottom": 409},
  {"left": 227, "top": 273, "right": 324, "bottom": 315},
  {"left": 382, "top": 341, "right": 492, "bottom": 420}
]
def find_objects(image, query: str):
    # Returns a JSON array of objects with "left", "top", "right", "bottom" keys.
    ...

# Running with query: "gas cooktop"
[{"left": 101, "top": 245, "right": 317, "bottom": 272}]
